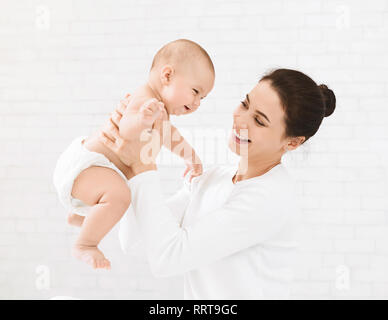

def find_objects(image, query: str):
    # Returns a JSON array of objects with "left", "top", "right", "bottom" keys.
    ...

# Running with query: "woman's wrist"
[{"left": 184, "top": 151, "right": 200, "bottom": 165}]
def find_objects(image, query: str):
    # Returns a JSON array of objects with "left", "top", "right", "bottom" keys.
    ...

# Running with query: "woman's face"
[{"left": 228, "top": 80, "right": 299, "bottom": 162}]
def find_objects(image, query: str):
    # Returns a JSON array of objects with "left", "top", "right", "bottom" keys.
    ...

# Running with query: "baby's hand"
[{"left": 183, "top": 159, "right": 203, "bottom": 183}]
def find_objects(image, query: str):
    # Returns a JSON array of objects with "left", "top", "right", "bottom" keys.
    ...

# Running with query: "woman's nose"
[{"left": 233, "top": 111, "right": 247, "bottom": 127}]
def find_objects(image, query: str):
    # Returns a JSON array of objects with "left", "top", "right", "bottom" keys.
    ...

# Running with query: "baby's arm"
[{"left": 164, "top": 123, "right": 203, "bottom": 179}]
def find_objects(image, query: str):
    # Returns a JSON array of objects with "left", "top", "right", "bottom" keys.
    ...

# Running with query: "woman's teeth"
[{"left": 233, "top": 129, "right": 251, "bottom": 143}]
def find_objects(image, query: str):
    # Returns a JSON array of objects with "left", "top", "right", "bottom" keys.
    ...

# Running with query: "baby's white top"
[{"left": 119, "top": 163, "right": 302, "bottom": 299}]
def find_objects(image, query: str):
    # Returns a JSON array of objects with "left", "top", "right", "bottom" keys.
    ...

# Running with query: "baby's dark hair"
[
  {"left": 150, "top": 39, "right": 215, "bottom": 75},
  {"left": 260, "top": 68, "right": 336, "bottom": 143}
]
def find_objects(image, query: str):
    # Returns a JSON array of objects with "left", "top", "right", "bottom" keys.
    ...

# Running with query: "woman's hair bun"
[{"left": 318, "top": 84, "right": 336, "bottom": 118}]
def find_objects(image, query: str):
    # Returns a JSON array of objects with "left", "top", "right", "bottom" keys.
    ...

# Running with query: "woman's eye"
[
  {"left": 255, "top": 118, "right": 264, "bottom": 126},
  {"left": 240, "top": 101, "right": 248, "bottom": 108}
]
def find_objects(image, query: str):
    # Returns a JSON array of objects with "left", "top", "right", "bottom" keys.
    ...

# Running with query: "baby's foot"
[
  {"left": 71, "top": 244, "right": 111, "bottom": 270},
  {"left": 67, "top": 213, "right": 85, "bottom": 227},
  {"left": 139, "top": 99, "right": 164, "bottom": 130}
]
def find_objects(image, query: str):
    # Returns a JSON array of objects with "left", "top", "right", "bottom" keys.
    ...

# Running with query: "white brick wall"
[{"left": 1, "top": 0, "right": 387, "bottom": 299}]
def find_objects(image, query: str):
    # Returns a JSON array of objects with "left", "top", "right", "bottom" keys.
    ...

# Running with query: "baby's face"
[{"left": 161, "top": 63, "right": 214, "bottom": 116}]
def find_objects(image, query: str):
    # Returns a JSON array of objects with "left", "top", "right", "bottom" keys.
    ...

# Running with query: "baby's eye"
[
  {"left": 240, "top": 101, "right": 248, "bottom": 108},
  {"left": 193, "top": 89, "right": 199, "bottom": 95}
]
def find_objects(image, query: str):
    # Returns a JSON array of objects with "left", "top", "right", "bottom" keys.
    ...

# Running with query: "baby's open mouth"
[{"left": 184, "top": 105, "right": 191, "bottom": 111}]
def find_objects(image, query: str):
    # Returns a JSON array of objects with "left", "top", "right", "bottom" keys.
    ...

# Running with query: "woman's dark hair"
[{"left": 260, "top": 68, "right": 336, "bottom": 144}]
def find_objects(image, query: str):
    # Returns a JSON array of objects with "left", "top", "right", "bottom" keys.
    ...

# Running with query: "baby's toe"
[
  {"left": 91, "top": 258, "right": 98, "bottom": 269},
  {"left": 102, "top": 259, "right": 110, "bottom": 269},
  {"left": 97, "top": 259, "right": 105, "bottom": 269}
]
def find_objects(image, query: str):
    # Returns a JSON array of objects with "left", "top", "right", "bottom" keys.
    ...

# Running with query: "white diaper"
[{"left": 53, "top": 136, "right": 127, "bottom": 216}]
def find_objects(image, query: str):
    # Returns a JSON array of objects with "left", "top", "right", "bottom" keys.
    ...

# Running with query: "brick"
[
  {"left": 332, "top": 283, "right": 372, "bottom": 298},
  {"left": 334, "top": 239, "right": 375, "bottom": 253},
  {"left": 345, "top": 254, "right": 370, "bottom": 268},
  {"left": 323, "top": 254, "right": 345, "bottom": 267},
  {"left": 291, "top": 281, "right": 331, "bottom": 296}
]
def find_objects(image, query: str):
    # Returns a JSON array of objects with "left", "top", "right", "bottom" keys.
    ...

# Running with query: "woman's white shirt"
[{"left": 119, "top": 163, "right": 301, "bottom": 299}]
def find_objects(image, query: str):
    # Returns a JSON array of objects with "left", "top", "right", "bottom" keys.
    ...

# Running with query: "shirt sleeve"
[
  {"left": 164, "top": 184, "right": 191, "bottom": 226},
  {"left": 118, "top": 175, "right": 191, "bottom": 254},
  {"left": 128, "top": 169, "right": 291, "bottom": 278}
]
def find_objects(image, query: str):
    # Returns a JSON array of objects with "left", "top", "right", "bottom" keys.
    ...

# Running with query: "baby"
[{"left": 53, "top": 39, "right": 215, "bottom": 270}]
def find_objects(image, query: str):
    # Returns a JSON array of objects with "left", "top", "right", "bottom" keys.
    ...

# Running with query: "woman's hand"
[{"left": 100, "top": 95, "right": 167, "bottom": 174}]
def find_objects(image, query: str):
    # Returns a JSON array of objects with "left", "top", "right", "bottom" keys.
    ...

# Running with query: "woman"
[{"left": 100, "top": 68, "right": 336, "bottom": 299}]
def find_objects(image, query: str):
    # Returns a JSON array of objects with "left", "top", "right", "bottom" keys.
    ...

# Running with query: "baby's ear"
[{"left": 160, "top": 65, "right": 174, "bottom": 84}]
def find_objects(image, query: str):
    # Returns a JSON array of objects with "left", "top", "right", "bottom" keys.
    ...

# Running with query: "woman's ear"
[
  {"left": 160, "top": 65, "right": 174, "bottom": 85},
  {"left": 285, "top": 136, "right": 305, "bottom": 151}
]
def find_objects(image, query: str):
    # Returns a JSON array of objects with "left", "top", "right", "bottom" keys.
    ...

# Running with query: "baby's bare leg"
[
  {"left": 71, "top": 166, "right": 131, "bottom": 270},
  {"left": 67, "top": 213, "right": 85, "bottom": 227}
]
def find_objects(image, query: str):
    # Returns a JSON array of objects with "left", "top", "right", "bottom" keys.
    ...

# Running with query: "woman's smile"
[{"left": 233, "top": 128, "right": 251, "bottom": 144}]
